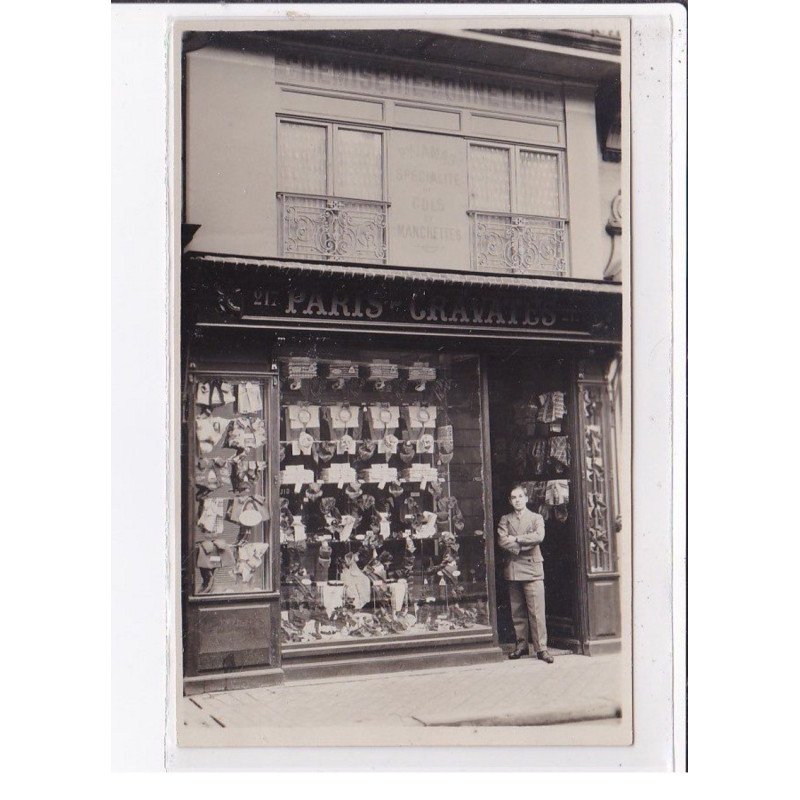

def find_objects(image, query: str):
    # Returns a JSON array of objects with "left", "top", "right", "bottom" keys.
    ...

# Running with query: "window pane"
[
  {"left": 192, "top": 378, "right": 271, "bottom": 595},
  {"left": 277, "top": 350, "right": 490, "bottom": 646},
  {"left": 335, "top": 129, "right": 383, "bottom": 200},
  {"left": 279, "top": 122, "right": 327, "bottom": 195},
  {"left": 469, "top": 145, "right": 511, "bottom": 212},
  {"left": 517, "top": 150, "right": 561, "bottom": 217}
]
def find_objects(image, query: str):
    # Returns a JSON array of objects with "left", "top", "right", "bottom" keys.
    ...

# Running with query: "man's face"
[{"left": 510, "top": 488, "right": 528, "bottom": 512}]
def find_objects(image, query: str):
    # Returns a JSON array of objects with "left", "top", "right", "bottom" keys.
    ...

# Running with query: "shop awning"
[{"left": 188, "top": 253, "right": 623, "bottom": 296}]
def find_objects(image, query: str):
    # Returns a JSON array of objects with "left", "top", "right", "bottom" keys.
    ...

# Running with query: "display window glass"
[
  {"left": 276, "top": 348, "right": 491, "bottom": 645},
  {"left": 189, "top": 375, "right": 272, "bottom": 595}
]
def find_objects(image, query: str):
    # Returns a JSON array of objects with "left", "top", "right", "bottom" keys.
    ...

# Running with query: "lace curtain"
[
  {"left": 335, "top": 129, "right": 383, "bottom": 200},
  {"left": 279, "top": 122, "right": 327, "bottom": 195},
  {"left": 469, "top": 145, "right": 511, "bottom": 212},
  {"left": 517, "top": 150, "right": 561, "bottom": 217}
]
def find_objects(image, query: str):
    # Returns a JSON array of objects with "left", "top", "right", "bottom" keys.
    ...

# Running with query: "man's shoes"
[
  {"left": 536, "top": 650, "right": 554, "bottom": 664},
  {"left": 508, "top": 642, "right": 529, "bottom": 660}
]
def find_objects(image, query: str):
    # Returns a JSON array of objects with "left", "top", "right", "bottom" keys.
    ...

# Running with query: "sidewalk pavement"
[{"left": 181, "top": 653, "right": 622, "bottom": 731}]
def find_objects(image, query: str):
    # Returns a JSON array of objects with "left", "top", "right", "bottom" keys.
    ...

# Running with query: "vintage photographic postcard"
[{"left": 162, "top": 6, "right": 677, "bottom": 756}]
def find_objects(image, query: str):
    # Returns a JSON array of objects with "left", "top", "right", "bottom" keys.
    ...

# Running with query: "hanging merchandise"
[
  {"left": 195, "top": 380, "right": 236, "bottom": 408},
  {"left": 367, "top": 359, "right": 399, "bottom": 390},
  {"left": 436, "top": 496, "right": 465, "bottom": 533},
  {"left": 291, "top": 519, "right": 307, "bottom": 543},
  {"left": 282, "top": 358, "right": 318, "bottom": 390},
  {"left": 195, "top": 415, "right": 231, "bottom": 455},
  {"left": 398, "top": 441, "right": 416, "bottom": 465},
  {"left": 529, "top": 481, "right": 548, "bottom": 507},
  {"left": 416, "top": 433, "right": 435, "bottom": 455},
  {"left": 437, "top": 440, "right": 454, "bottom": 466},
  {"left": 320, "top": 496, "right": 340, "bottom": 522},
  {"left": 197, "top": 536, "right": 232, "bottom": 566},
  {"left": 226, "top": 416, "right": 267, "bottom": 452},
  {"left": 316, "top": 441, "right": 337, "bottom": 464},
  {"left": 399, "top": 495, "right": 421, "bottom": 522},
  {"left": 356, "top": 440, "right": 377, "bottom": 462},
  {"left": 231, "top": 458, "right": 266, "bottom": 493},
  {"left": 280, "top": 464, "right": 315, "bottom": 489},
  {"left": 280, "top": 510, "right": 294, "bottom": 544},
  {"left": 530, "top": 439, "right": 548, "bottom": 477},
  {"left": 316, "top": 540, "right": 333, "bottom": 582},
  {"left": 401, "top": 464, "right": 439, "bottom": 487},
  {"left": 358, "top": 463, "right": 398, "bottom": 486},
  {"left": 367, "top": 404, "right": 400, "bottom": 438},
  {"left": 341, "top": 552, "right": 371, "bottom": 609},
  {"left": 387, "top": 481, "right": 405, "bottom": 498},
  {"left": 357, "top": 494, "right": 376, "bottom": 512},
  {"left": 236, "top": 382, "right": 263, "bottom": 414},
  {"left": 195, "top": 460, "right": 220, "bottom": 495},
  {"left": 537, "top": 391, "right": 567, "bottom": 430},
  {"left": 285, "top": 403, "right": 321, "bottom": 436},
  {"left": 545, "top": 479, "right": 570, "bottom": 521},
  {"left": 436, "top": 424, "right": 454, "bottom": 449},
  {"left": 545, "top": 479, "right": 570, "bottom": 507},
  {"left": 336, "top": 434, "right": 357, "bottom": 456},
  {"left": 325, "top": 360, "right": 359, "bottom": 390},
  {"left": 388, "top": 578, "right": 409, "bottom": 613},
  {"left": 548, "top": 436, "right": 571, "bottom": 473},
  {"left": 195, "top": 457, "right": 232, "bottom": 495},
  {"left": 407, "top": 362, "right": 437, "bottom": 392},
  {"left": 344, "top": 481, "right": 364, "bottom": 501},
  {"left": 292, "top": 431, "right": 314, "bottom": 457},
  {"left": 317, "top": 581, "right": 345, "bottom": 616},
  {"left": 378, "top": 433, "right": 400, "bottom": 455},
  {"left": 304, "top": 482, "right": 324, "bottom": 503},
  {"left": 537, "top": 391, "right": 567, "bottom": 422},
  {"left": 324, "top": 403, "right": 361, "bottom": 432},
  {"left": 377, "top": 511, "right": 392, "bottom": 539},
  {"left": 196, "top": 539, "right": 231, "bottom": 592},
  {"left": 401, "top": 403, "right": 438, "bottom": 439},
  {"left": 197, "top": 497, "right": 226, "bottom": 535},
  {"left": 227, "top": 495, "right": 268, "bottom": 526},
  {"left": 413, "top": 510, "right": 439, "bottom": 539},
  {"left": 440, "top": 530, "right": 460, "bottom": 556},
  {"left": 320, "top": 463, "right": 358, "bottom": 486},
  {"left": 452, "top": 501, "right": 466, "bottom": 534},
  {"left": 338, "top": 514, "right": 357, "bottom": 540},
  {"left": 234, "top": 542, "right": 269, "bottom": 583}
]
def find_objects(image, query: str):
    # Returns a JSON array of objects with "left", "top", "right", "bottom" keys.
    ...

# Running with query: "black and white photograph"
[{"left": 172, "top": 14, "right": 635, "bottom": 748}]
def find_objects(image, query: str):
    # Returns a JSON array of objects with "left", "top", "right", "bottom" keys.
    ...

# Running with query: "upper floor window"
[
  {"left": 277, "top": 119, "right": 388, "bottom": 263},
  {"left": 468, "top": 142, "right": 569, "bottom": 276}
]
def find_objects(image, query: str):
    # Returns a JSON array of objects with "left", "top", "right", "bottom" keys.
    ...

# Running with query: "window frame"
[
  {"left": 277, "top": 116, "right": 388, "bottom": 202},
  {"left": 467, "top": 140, "right": 569, "bottom": 220}
]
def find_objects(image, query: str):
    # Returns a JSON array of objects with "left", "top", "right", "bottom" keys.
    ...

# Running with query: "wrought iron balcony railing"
[
  {"left": 278, "top": 193, "right": 389, "bottom": 264},
  {"left": 469, "top": 211, "right": 569, "bottom": 276}
]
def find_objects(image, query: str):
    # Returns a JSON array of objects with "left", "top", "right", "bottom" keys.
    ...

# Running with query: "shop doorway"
[{"left": 487, "top": 352, "right": 582, "bottom": 651}]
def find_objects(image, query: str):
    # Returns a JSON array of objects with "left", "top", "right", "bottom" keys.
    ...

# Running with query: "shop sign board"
[
  {"left": 275, "top": 55, "right": 564, "bottom": 120},
  {"left": 188, "top": 262, "right": 621, "bottom": 342}
]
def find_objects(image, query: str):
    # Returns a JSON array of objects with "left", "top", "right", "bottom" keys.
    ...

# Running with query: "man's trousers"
[{"left": 508, "top": 579, "right": 547, "bottom": 651}]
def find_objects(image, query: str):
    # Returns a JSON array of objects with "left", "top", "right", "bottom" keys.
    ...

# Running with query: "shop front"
[{"left": 181, "top": 255, "right": 622, "bottom": 694}]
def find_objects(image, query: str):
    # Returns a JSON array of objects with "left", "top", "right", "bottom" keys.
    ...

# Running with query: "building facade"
[{"left": 180, "top": 28, "right": 624, "bottom": 695}]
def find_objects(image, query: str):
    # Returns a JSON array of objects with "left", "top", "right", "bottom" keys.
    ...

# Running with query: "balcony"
[
  {"left": 469, "top": 211, "right": 569, "bottom": 276},
  {"left": 278, "top": 193, "right": 389, "bottom": 265}
]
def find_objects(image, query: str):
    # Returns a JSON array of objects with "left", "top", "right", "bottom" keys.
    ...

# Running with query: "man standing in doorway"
[{"left": 497, "top": 484, "right": 554, "bottom": 663}]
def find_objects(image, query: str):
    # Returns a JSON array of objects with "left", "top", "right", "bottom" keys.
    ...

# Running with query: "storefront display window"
[
  {"left": 189, "top": 375, "right": 272, "bottom": 595},
  {"left": 276, "top": 349, "right": 491, "bottom": 645}
]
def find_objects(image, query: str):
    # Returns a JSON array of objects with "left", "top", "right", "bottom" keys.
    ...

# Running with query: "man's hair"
[{"left": 509, "top": 483, "right": 529, "bottom": 497}]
